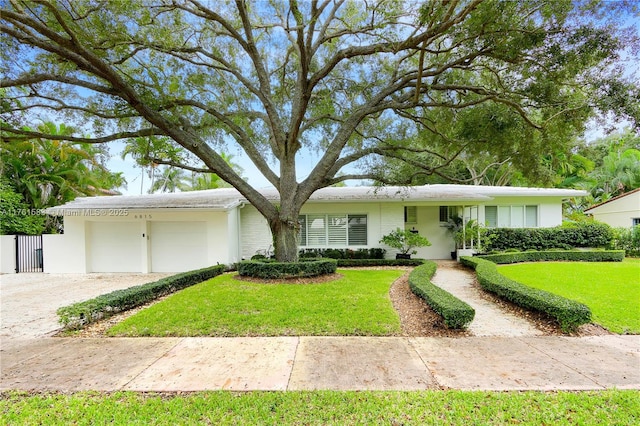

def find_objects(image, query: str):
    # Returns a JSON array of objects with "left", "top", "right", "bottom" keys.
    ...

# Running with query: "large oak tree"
[{"left": 1, "top": 0, "right": 637, "bottom": 261}]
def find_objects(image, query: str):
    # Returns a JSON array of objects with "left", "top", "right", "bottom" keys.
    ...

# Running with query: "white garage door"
[
  {"left": 150, "top": 221, "right": 208, "bottom": 272},
  {"left": 88, "top": 222, "right": 142, "bottom": 272}
]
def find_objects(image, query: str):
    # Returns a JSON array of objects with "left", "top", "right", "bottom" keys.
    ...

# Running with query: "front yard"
[
  {"left": 107, "top": 269, "right": 404, "bottom": 337},
  {"left": 498, "top": 259, "right": 640, "bottom": 334}
]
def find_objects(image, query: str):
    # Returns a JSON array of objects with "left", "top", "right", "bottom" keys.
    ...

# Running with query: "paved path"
[
  {"left": 2, "top": 335, "right": 638, "bottom": 391},
  {"left": 0, "top": 273, "right": 170, "bottom": 339},
  {"left": 431, "top": 261, "right": 543, "bottom": 336}
]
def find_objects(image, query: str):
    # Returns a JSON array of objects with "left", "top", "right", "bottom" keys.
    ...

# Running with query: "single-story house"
[
  {"left": 584, "top": 188, "right": 640, "bottom": 228},
  {"left": 41, "top": 184, "right": 585, "bottom": 273}
]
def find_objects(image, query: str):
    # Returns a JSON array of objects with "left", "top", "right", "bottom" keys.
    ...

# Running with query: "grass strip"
[{"left": 2, "top": 390, "right": 638, "bottom": 425}]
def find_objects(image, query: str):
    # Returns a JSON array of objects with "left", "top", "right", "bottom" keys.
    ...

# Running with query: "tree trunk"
[{"left": 270, "top": 217, "right": 299, "bottom": 262}]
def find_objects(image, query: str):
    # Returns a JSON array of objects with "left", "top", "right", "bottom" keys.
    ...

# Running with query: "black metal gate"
[{"left": 15, "top": 235, "right": 43, "bottom": 273}]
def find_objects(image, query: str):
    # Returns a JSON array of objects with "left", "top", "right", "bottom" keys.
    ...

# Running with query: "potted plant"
[{"left": 379, "top": 228, "right": 431, "bottom": 259}]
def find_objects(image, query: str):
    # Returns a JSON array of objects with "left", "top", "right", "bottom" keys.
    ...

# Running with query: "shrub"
[
  {"left": 478, "top": 250, "right": 625, "bottom": 264},
  {"left": 379, "top": 228, "right": 431, "bottom": 255},
  {"left": 408, "top": 261, "right": 475, "bottom": 329},
  {"left": 57, "top": 264, "right": 226, "bottom": 329},
  {"left": 484, "top": 222, "right": 613, "bottom": 252},
  {"left": 460, "top": 257, "right": 591, "bottom": 332},
  {"left": 336, "top": 258, "right": 424, "bottom": 267},
  {"left": 237, "top": 258, "right": 337, "bottom": 279},
  {"left": 609, "top": 226, "right": 640, "bottom": 257},
  {"left": 298, "top": 248, "right": 387, "bottom": 260}
]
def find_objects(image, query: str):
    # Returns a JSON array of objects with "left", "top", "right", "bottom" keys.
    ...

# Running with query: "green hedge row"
[
  {"left": 479, "top": 250, "right": 625, "bottom": 264},
  {"left": 299, "top": 248, "right": 387, "bottom": 259},
  {"left": 460, "top": 257, "right": 591, "bottom": 332},
  {"left": 238, "top": 258, "right": 337, "bottom": 279},
  {"left": 408, "top": 261, "right": 475, "bottom": 329},
  {"left": 336, "top": 258, "right": 425, "bottom": 267},
  {"left": 485, "top": 223, "right": 613, "bottom": 251},
  {"left": 57, "top": 264, "right": 226, "bottom": 329}
]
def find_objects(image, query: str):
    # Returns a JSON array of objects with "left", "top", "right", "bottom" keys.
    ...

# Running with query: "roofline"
[{"left": 584, "top": 187, "right": 640, "bottom": 212}]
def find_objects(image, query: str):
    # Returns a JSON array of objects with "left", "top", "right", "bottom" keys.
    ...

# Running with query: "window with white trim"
[
  {"left": 633, "top": 218, "right": 640, "bottom": 227},
  {"left": 485, "top": 205, "right": 538, "bottom": 228},
  {"left": 439, "top": 206, "right": 457, "bottom": 223},
  {"left": 298, "top": 214, "right": 368, "bottom": 247}
]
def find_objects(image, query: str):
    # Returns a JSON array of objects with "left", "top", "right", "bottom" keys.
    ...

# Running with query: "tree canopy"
[{"left": 1, "top": 0, "right": 638, "bottom": 259}]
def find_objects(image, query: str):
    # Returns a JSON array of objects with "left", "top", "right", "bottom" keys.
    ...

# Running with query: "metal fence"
[{"left": 15, "top": 235, "right": 43, "bottom": 273}]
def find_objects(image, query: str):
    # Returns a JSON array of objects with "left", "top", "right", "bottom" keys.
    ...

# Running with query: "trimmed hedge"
[
  {"left": 299, "top": 248, "right": 387, "bottom": 259},
  {"left": 336, "top": 258, "right": 425, "bottom": 267},
  {"left": 478, "top": 250, "right": 625, "bottom": 264},
  {"left": 460, "top": 256, "right": 591, "bottom": 332},
  {"left": 57, "top": 264, "right": 226, "bottom": 329},
  {"left": 485, "top": 222, "right": 613, "bottom": 252},
  {"left": 408, "top": 261, "right": 475, "bottom": 329},
  {"left": 237, "top": 258, "right": 337, "bottom": 279}
]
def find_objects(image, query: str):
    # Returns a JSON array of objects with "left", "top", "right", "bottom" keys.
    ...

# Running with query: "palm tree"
[{"left": 1, "top": 121, "right": 126, "bottom": 232}]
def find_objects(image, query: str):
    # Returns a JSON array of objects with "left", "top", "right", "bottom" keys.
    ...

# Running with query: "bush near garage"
[
  {"left": 408, "top": 261, "right": 475, "bottom": 329},
  {"left": 484, "top": 222, "right": 613, "bottom": 252},
  {"left": 460, "top": 256, "right": 592, "bottom": 332},
  {"left": 478, "top": 250, "right": 625, "bottom": 264},
  {"left": 57, "top": 264, "right": 226, "bottom": 329},
  {"left": 237, "top": 258, "right": 338, "bottom": 279}
]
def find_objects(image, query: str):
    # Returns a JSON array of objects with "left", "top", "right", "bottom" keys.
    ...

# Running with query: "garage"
[
  {"left": 150, "top": 221, "right": 208, "bottom": 273},
  {"left": 87, "top": 221, "right": 142, "bottom": 272}
]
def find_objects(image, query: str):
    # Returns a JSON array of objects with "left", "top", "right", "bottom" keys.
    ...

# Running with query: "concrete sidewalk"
[{"left": 2, "top": 335, "right": 639, "bottom": 392}]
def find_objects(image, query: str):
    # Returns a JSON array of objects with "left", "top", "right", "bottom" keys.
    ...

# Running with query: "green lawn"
[
  {"left": 498, "top": 259, "right": 640, "bottom": 334},
  {"left": 107, "top": 269, "right": 404, "bottom": 337},
  {"left": 2, "top": 390, "right": 638, "bottom": 425}
]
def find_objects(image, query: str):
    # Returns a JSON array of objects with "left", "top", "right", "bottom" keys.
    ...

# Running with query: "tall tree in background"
[{"left": 1, "top": 1, "right": 638, "bottom": 260}]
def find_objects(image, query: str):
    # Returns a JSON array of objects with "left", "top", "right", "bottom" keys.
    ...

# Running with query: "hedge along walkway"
[{"left": 431, "top": 261, "right": 543, "bottom": 337}]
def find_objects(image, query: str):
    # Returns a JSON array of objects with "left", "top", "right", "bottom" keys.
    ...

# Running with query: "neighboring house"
[
  {"left": 42, "top": 184, "right": 585, "bottom": 273},
  {"left": 584, "top": 188, "right": 640, "bottom": 228}
]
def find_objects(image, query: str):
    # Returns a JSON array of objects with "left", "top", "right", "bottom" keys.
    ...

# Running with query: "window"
[
  {"left": 298, "top": 214, "right": 367, "bottom": 247},
  {"left": 439, "top": 206, "right": 457, "bottom": 223},
  {"left": 633, "top": 218, "right": 640, "bottom": 227},
  {"left": 404, "top": 206, "right": 417, "bottom": 224},
  {"left": 485, "top": 205, "right": 538, "bottom": 228}
]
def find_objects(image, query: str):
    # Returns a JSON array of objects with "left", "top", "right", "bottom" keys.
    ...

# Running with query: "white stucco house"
[
  {"left": 40, "top": 184, "right": 585, "bottom": 273},
  {"left": 584, "top": 188, "right": 640, "bottom": 228}
]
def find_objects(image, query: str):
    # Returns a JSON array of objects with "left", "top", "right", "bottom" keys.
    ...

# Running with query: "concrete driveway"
[{"left": 0, "top": 273, "right": 170, "bottom": 339}]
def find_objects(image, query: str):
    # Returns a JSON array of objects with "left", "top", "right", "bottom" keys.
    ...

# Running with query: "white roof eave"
[{"left": 45, "top": 184, "right": 587, "bottom": 215}]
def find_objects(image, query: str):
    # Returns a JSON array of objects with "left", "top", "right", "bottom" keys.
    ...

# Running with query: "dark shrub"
[
  {"left": 238, "top": 258, "right": 337, "bottom": 279},
  {"left": 484, "top": 222, "right": 614, "bottom": 252}
]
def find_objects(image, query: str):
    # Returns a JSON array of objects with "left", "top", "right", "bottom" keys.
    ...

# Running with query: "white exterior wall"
[
  {"left": 240, "top": 203, "right": 405, "bottom": 259},
  {"left": 240, "top": 206, "right": 272, "bottom": 260},
  {"left": 0, "top": 235, "right": 16, "bottom": 274},
  {"left": 42, "top": 217, "right": 87, "bottom": 273},
  {"left": 44, "top": 209, "right": 230, "bottom": 273},
  {"left": 587, "top": 192, "right": 640, "bottom": 228},
  {"left": 409, "top": 206, "right": 454, "bottom": 260}
]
